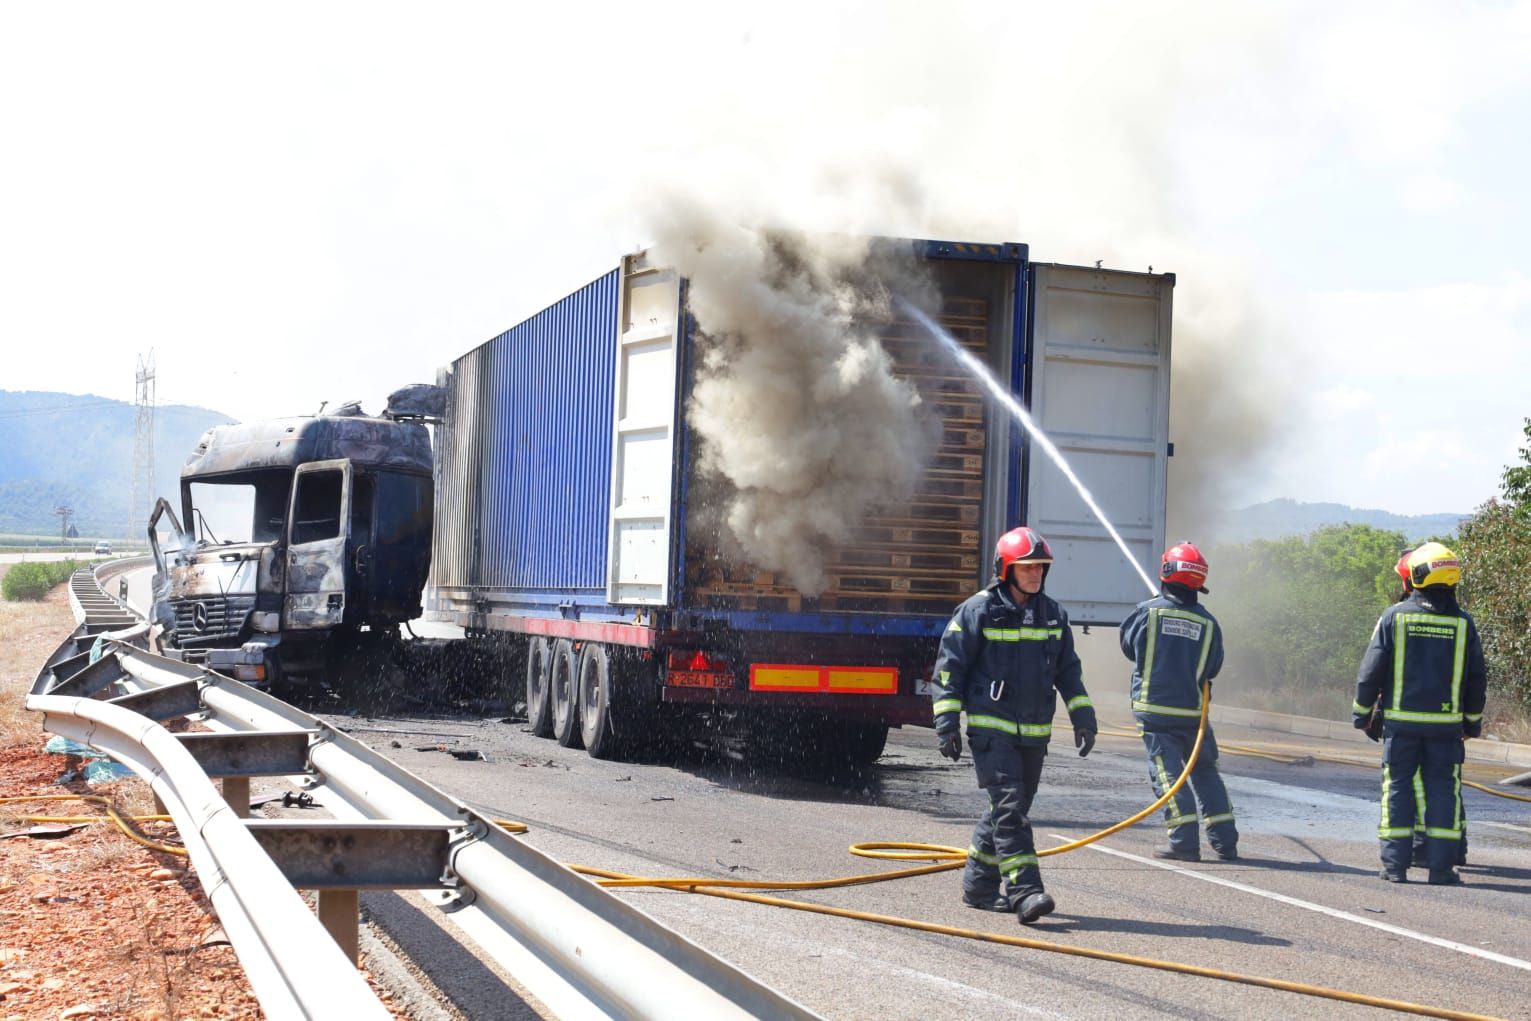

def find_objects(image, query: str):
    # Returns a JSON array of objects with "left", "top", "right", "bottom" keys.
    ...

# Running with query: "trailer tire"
[
  {"left": 525, "top": 637, "right": 554, "bottom": 737},
  {"left": 551, "top": 639, "right": 583, "bottom": 748},
  {"left": 842, "top": 720, "right": 890, "bottom": 767},
  {"left": 578, "top": 643, "right": 621, "bottom": 759}
]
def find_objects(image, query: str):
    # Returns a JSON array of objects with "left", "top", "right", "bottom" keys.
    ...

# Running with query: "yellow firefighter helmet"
[{"left": 1406, "top": 541, "right": 1462, "bottom": 589}]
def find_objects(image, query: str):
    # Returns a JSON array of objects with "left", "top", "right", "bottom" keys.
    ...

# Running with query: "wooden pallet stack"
[{"left": 689, "top": 295, "right": 993, "bottom": 616}]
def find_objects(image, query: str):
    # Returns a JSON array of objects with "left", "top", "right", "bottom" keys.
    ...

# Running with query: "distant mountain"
[
  {"left": 0, "top": 391, "right": 233, "bottom": 539},
  {"left": 1211, "top": 498, "right": 1468, "bottom": 546}
]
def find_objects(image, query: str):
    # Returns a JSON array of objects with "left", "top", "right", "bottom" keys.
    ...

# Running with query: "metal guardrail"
[{"left": 28, "top": 566, "right": 819, "bottom": 1020}]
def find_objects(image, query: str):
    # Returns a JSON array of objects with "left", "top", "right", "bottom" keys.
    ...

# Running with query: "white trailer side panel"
[{"left": 1025, "top": 265, "right": 1172, "bottom": 624}]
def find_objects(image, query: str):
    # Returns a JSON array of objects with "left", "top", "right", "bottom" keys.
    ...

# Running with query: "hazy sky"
[{"left": 2, "top": 1, "right": 1528, "bottom": 517}]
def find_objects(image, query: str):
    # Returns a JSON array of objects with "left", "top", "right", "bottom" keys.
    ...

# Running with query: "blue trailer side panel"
[
  {"left": 432, "top": 271, "right": 619, "bottom": 602},
  {"left": 434, "top": 242, "right": 1033, "bottom": 637}
]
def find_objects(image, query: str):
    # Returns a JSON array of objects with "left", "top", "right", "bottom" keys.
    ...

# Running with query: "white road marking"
[
  {"left": 1477, "top": 819, "right": 1531, "bottom": 836},
  {"left": 809, "top": 947, "right": 1073, "bottom": 1019},
  {"left": 1051, "top": 835, "right": 1531, "bottom": 974}
]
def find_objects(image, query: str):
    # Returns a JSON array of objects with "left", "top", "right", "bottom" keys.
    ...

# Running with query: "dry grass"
[
  {"left": 0, "top": 578, "right": 75, "bottom": 748},
  {"left": 1484, "top": 694, "right": 1531, "bottom": 744}
]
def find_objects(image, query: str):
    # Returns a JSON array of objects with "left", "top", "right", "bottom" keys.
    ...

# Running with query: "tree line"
[{"left": 1211, "top": 418, "right": 1531, "bottom": 726}]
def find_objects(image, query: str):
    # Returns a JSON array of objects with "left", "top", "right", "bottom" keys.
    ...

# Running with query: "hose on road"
[
  {"left": 10, "top": 688, "right": 1509, "bottom": 1019},
  {"left": 564, "top": 686, "right": 1504, "bottom": 1019},
  {"left": 577, "top": 863, "right": 1500, "bottom": 1021},
  {"left": 1094, "top": 724, "right": 1531, "bottom": 803}
]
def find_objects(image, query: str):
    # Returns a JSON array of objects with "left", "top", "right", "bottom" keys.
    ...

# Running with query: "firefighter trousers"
[
  {"left": 1141, "top": 725, "right": 1237, "bottom": 856},
  {"left": 964, "top": 734, "right": 1046, "bottom": 906},
  {"left": 1381, "top": 733, "right": 1463, "bottom": 875}
]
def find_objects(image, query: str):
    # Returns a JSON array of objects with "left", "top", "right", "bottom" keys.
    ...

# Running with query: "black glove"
[
  {"left": 938, "top": 731, "right": 962, "bottom": 761},
  {"left": 1463, "top": 720, "right": 1482, "bottom": 740},
  {"left": 1364, "top": 710, "right": 1383, "bottom": 742},
  {"left": 1075, "top": 728, "right": 1096, "bottom": 757}
]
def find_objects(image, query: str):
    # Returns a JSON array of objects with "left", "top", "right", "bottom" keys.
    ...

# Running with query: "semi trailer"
[
  {"left": 145, "top": 238, "right": 1173, "bottom": 768},
  {"left": 426, "top": 239, "right": 1175, "bottom": 765}
]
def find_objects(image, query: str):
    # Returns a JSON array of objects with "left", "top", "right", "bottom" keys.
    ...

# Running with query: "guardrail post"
[
  {"left": 316, "top": 889, "right": 360, "bottom": 965},
  {"left": 223, "top": 777, "right": 251, "bottom": 818}
]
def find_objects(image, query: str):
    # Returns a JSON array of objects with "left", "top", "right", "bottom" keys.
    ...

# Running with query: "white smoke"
[{"left": 648, "top": 197, "right": 941, "bottom": 594}]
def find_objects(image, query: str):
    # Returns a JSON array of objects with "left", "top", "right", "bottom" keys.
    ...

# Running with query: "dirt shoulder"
[{"left": 0, "top": 586, "right": 411, "bottom": 1018}]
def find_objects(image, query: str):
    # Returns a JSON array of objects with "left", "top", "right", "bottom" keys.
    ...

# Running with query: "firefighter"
[
  {"left": 930, "top": 526, "right": 1097, "bottom": 925},
  {"left": 1120, "top": 542, "right": 1238, "bottom": 862},
  {"left": 1353, "top": 541, "right": 1487, "bottom": 884},
  {"left": 1384, "top": 549, "right": 1470, "bottom": 868}
]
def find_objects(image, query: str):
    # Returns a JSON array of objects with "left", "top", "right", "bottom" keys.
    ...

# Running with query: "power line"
[
  {"left": 0, "top": 399, "right": 129, "bottom": 422},
  {"left": 0, "top": 393, "right": 212, "bottom": 423},
  {"left": 129, "top": 353, "right": 156, "bottom": 543}
]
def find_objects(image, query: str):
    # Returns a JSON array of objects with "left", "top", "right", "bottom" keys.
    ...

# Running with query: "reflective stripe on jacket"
[
  {"left": 930, "top": 583, "right": 1095, "bottom": 745},
  {"left": 1354, "top": 589, "right": 1487, "bottom": 738},
  {"left": 1120, "top": 591, "right": 1222, "bottom": 729}
]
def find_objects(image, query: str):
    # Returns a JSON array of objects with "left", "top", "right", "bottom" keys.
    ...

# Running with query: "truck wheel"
[
  {"left": 578, "top": 643, "right": 622, "bottom": 759},
  {"left": 550, "top": 639, "right": 583, "bottom": 748},
  {"left": 525, "top": 637, "right": 554, "bottom": 737},
  {"left": 843, "top": 720, "right": 890, "bottom": 767}
]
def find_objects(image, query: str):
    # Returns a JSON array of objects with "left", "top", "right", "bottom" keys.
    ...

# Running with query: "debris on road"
[{"left": 0, "top": 822, "right": 87, "bottom": 840}]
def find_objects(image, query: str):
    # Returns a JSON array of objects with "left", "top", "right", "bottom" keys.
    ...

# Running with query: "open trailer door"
[
  {"left": 606, "top": 252, "right": 684, "bottom": 606},
  {"left": 1024, "top": 264, "right": 1173, "bottom": 625}
]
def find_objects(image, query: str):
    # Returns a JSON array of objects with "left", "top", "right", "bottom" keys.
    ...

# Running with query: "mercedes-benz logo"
[{"left": 192, "top": 602, "right": 209, "bottom": 632}]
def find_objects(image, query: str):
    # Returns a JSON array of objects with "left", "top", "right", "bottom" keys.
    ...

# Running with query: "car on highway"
[{"left": 93, "top": 541, "right": 112, "bottom": 555}]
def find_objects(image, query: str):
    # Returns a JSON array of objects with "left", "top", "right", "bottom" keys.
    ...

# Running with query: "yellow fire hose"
[
  {"left": 1, "top": 793, "right": 184, "bottom": 855},
  {"left": 575, "top": 865, "right": 1498, "bottom": 1021},
  {"left": 6, "top": 686, "right": 1513, "bottom": 1019},
  {"left": 1095, "top": 725, "right": 1531, "bottom": 803},
  {"left": 566, "top": 688, "right": 1502, "bottom": 1020}
]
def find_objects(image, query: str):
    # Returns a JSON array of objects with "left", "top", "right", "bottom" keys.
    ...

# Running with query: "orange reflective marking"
[
  {"left": 750, "top": 666, "right": 821, "bottom": 690},
  {"left": 826, "top": 667, "right": 898, "bottom": 693},
  {"left": 749, "top": 664, "right": 899, "bottom": 695}
]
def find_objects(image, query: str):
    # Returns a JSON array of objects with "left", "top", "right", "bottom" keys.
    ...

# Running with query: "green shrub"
[
  {"left": 1458, "top": 500, "right": 1531, "bottom": 714},
  {"left": 1, "top": 559, "right": 82, "bottom": 601},
  {"left": 1212, "top": 524, "right": 1406, "bottom": 713}
]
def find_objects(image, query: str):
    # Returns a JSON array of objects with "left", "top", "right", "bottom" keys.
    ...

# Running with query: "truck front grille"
[{"left": 171, "top": 595, "right": 256, "bottom": 645}]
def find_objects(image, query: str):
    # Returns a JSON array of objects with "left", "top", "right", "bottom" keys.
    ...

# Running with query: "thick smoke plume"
[{"left": 648, "top": 202, "right": 940, "bottom": 594}]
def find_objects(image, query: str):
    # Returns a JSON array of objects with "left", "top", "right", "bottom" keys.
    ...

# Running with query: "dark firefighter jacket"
[
  {"left": 1120, "top": 585, "right": 1223, "bottom": 730},
  {"left": 931, "top": 582, "right": 1096, "bottom": 745},
  {"left": 1353, "top": 588, "right": 1488, "bottom": 739}
]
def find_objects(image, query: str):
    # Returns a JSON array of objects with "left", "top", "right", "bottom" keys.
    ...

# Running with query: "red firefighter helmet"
[
  {"left": 994, "top": 526, "right": 1053, "bottom": 584},
  {"left": 1394, "top": 548, "right": 1415, "bottom": 592},
  {"left": 1160, "top": 541, "right": 1210, "bottom": 593}
]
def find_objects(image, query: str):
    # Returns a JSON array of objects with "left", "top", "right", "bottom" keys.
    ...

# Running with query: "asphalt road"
[
  {"left": 114, "top": 559, "right": 1528, "bottom": 1019},
  {"left": 310, "top": 704, "right": 1531, "bottom": 1021}
]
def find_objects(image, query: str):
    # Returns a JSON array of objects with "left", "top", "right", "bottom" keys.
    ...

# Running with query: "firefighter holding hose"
[
  {"left": 1120, "top": 542, "right": 1239, "bottom": 862},
  {"left": 930, "top": 526, "right": 1097, "bottom": 925}
]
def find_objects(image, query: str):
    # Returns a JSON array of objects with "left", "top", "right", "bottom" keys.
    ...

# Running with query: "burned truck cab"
[{"left": 149, "top": 407, "right": 434, "bottom": 687}]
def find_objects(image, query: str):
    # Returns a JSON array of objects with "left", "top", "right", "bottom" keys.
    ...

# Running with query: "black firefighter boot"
[
  {"left": 1017, "top": 891, "right": 1056, "bottom": 924},
  {"left": 962, "top": 890, "right": 1011, "bottom": 911}
]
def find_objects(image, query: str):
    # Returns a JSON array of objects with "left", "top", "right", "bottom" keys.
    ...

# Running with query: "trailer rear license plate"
[
  {"left": 750, "top": 664, "right": 898, "bottom": 695},
  {"left": 669, "top": 670, "right": 730, "bottom": 688}
]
